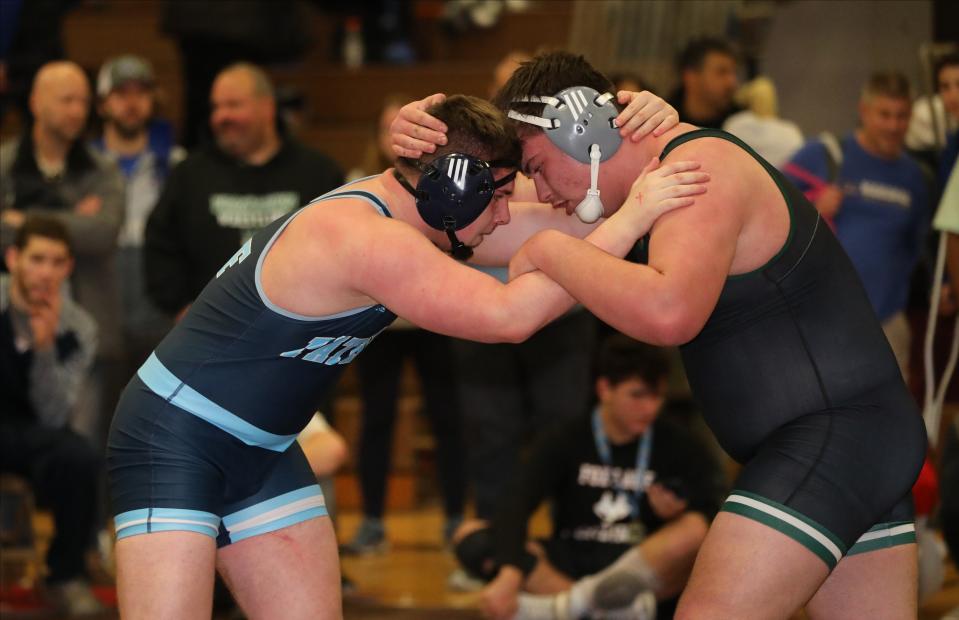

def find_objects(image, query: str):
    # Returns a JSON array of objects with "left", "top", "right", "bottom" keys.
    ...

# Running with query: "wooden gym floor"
[
  {"left": 337, "top": 505, "right": 959, "bottom": 620},
  {"left": 2, "top": 504, "right": 957, "bottom": 618}
]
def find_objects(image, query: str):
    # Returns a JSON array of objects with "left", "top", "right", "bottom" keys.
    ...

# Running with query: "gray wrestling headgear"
[{"left": 507, "top": 86, "right": 622, "bottom": 223}]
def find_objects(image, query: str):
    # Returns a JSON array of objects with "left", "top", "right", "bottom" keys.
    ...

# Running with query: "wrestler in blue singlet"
[{"left": 108, "top": 182, "right": 396, "bottom": 546}]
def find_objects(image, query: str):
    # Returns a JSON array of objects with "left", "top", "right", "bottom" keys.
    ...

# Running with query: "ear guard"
[
  {"left": 395, "top": 153, "right": 516, "bottom": 260},
  {"left": 508, "top": 86, "right": 622, "bottom": 223}
]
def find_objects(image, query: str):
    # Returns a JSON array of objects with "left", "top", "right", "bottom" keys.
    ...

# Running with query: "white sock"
[
  {"left": 515, "top": 592, "right": 566, "bottom": 620},
  {"left": 566, "top": 548, "right": 657, "bottom": 617},
  {"left": 594, "top": 590, "right": 657, "bottom": 620}
]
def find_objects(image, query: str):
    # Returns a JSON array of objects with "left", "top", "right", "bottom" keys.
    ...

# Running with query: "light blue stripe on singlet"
[
  {"left": 137, "top": 353, "right": 299, "bottom": 452},
  {"left": 114, "top": 507, "right": 221, "bottom": 540},
  {"left": 222, "top": 485, "right": 323, "bottom": 528},
  {"left": 222, "top": 485, "right": 327, "bottom": 543},
  {"left": 228, "top": 507, "right": 327, "bottom": 543}
]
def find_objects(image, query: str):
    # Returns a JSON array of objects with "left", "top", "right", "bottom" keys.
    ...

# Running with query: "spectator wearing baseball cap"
[
  {"left": 96, "top": 54, "right": 156, "bottom": 98},
  {"left": 91, "top": 55, "right": 184, "bottom": 383}
]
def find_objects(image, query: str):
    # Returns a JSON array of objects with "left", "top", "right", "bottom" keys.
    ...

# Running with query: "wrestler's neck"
[
  {"left": 375, "top": 169, "right": 449, "bottom": 244},
  {"left": 607, "top": 123, "right": 700, "bottom": 197}
]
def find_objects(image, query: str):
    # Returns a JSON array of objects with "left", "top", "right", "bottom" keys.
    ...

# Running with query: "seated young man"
[
  {"left": 453, "top": 335, "right": 726, "bottom": 620},
  {"left": 0, "top": 216, "right": 101, "bottom": 615},
  {"left": 105, "top": 93, "right": 703, "bottom": 619}
]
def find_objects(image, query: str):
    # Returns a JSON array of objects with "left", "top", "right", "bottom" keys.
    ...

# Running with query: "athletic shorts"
[
  {"left": 720, "top": 382, "right": 926, "bottom": 569},
  {"left": 107, "top": 376, "right": 327, "bottom": 547}
]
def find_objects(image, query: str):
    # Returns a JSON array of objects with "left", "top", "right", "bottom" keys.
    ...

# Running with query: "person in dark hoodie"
[{"left": 144, "top": 62, "right": 343, "bottom": 321}]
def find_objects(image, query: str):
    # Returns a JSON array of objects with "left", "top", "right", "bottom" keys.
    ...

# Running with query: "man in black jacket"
[{"left": 144, "top": 62, "right": 343, "bottom": 320}]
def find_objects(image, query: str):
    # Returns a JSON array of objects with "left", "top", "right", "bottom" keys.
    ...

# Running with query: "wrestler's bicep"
[
  {"left": 351, "top": 221, "right": 514, "bottom": 341},
  {"left": 646, "top": 187, "right": 743, "bottom": 337}
]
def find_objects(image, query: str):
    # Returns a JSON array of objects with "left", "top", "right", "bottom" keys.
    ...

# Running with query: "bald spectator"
[
  {"left": 144, "top": 62, "right": 343, "bottom": 319},
  {"left": 668, "top": 37, "right": 741, "bottom": 129},
  {"left": 0, "top": 61, "right": 125, "bottom": 444}
]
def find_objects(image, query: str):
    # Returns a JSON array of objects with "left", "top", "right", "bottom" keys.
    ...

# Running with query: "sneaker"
[
  {"left": 46, "top": 579, "right": 104, "bottom": 616},
  {"left": 342, "top": 518, "right": 387, "bottom": 555}
]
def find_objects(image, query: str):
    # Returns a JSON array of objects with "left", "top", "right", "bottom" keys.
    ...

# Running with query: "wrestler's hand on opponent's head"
[
  {"left": 615, "top": 91, "right": 680, "bottom": 141},
  {"left": 619, "top": 157, "right": 709, "bottom": 234},
  {"left": 390, "top": 93, "right": 449, "bottom": 159}
]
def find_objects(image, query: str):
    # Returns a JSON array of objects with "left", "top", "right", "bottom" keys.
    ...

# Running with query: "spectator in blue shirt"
[
  {"left": 91, "top": 54, "right": 185, "bottom": 374},
  {"left": 784, "top": 71, "right": 932, "bottom": 380}
]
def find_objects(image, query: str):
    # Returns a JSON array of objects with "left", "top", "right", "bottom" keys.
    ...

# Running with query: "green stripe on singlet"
[
  {"left": 722, "top": 491, "right": 846, "bottom": 569},
  {"left": 846, "top": 522, "right": 916, "bottom": 556}
]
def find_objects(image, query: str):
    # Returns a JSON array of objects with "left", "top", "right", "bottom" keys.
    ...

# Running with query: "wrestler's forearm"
[
  {"left": 500, "top": 271, "right": 578, "bottom": 339},
  {"left": 528, "top": 230, "right": 680, "bottom": 345},
  {"left": 583, "top": 207, "right": 649, "bottom": 259},
  {"left": 497, "top": 210, "right": 650, "bottom": 333}
]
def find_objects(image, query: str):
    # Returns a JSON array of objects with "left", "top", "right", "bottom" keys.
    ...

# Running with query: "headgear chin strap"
[
  {"left": 395, "top": 152, "right": 516, "bottom": 261},
  {"left": 508, "top": 86, "right": 622, "bottom": 223}
]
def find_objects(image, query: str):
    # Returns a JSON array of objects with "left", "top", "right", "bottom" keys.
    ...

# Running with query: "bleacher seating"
[{"left": 56, "top": 0, "right": 572, "bottom": 173}]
